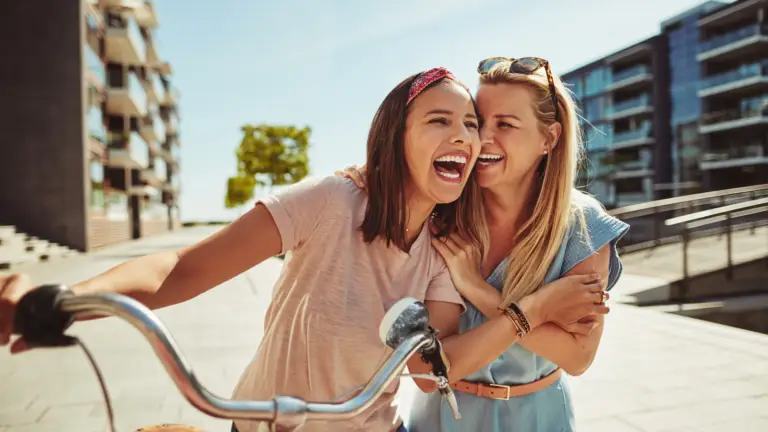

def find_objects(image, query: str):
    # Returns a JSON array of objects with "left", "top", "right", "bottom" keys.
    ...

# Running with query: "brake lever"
[
  {"left": 435, "top": 375, "right": 461, "bottom": 420},
  {"left": 420, "top": 330, "right": 461, "bottom": 420}
]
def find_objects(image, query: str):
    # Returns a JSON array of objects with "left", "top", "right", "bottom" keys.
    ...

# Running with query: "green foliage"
[{"left": 225, "top": 124, "right": 311, "bottom": 209}]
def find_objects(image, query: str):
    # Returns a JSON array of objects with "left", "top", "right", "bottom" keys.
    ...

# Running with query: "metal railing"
[
  {"left": 698, "top": 23, "right": 767, "bottom": 55},
  {"left": 609, "top": 183, "right": 768, "bottom": 252},
  {"left": 664, "top": 198, "right": 768, "bottom": 296},
  {"left": 610, "top": 65, "right": 651, "bottom": 85},
  {"left": 607, "top": 94, "right": 652, "bottom": 117}
]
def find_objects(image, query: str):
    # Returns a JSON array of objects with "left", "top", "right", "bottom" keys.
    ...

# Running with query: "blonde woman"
[{"left": 339, "top": 58, "right": 629, "bottom": 431}]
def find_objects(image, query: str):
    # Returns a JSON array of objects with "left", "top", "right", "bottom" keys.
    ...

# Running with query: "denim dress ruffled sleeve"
[{"left": 405, "top": 190, "right": 630, "bottom": 432}]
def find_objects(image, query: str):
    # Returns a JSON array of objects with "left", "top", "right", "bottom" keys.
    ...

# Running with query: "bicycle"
[{"left": 11, "top": 284, "right": 461, "bottom": 432}]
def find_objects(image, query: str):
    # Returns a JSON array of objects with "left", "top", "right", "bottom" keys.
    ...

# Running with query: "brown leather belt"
[{"left": 450, "top": 368, "right": 562, "bottom": 400}]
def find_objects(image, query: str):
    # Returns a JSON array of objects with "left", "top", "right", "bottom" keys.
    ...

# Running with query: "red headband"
[{"left": 407, "top": 67, "right": 458, "bottom": 105}]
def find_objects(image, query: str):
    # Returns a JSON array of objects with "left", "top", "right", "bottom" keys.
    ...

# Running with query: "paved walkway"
[
  {"left": 620, "top": 226, "right": 768, "bottom": 282},
  {"left": 2, "top": 227, "right": 768, "bottom": 431}
]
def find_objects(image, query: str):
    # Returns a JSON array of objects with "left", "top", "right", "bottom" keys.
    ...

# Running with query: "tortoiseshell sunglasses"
[{"left": 477, "top": 57, "right": 560, "bottom": 122}]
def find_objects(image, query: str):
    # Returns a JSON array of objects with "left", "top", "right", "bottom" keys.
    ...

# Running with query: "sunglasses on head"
[{"left": 477, "top": 57, "right": 560, "bottom": 122}]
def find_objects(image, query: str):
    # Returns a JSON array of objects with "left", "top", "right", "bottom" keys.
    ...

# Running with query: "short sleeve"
[
  {"left": 562, "top": 193, "right": 630, "bottom": 292},
  {"left": 257, "top": 175, "right": 343, "bottom": 254},
  {"left": 425, "top": 263, "right": 467, "bottom": 314}
]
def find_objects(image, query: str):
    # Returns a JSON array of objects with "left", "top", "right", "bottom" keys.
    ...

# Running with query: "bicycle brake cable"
[{"left": 70, "top": 336, "right": 117, "bottom": 432}]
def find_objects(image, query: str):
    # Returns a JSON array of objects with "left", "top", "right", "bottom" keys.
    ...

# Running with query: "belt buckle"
[{"left": 488, "top": 383, "right": 510, "bottom": 400}]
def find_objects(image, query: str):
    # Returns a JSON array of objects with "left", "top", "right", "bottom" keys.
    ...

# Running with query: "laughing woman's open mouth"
[{"left": 433, "top": 153, "right": 468, "bottom": 183}]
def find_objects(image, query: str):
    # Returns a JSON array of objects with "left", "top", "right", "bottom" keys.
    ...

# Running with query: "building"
[
  {"left": 565, "top": 36, "right": 670, "bottom": 208},
  {"left": 0, "top": 0, "right": 181, "bottom": 252},
  {"left": 565, "top": 0, "right": 767, "bottom": 208},
  {"left": 696, "top": 0, "right": 768, "bottom": 190}
]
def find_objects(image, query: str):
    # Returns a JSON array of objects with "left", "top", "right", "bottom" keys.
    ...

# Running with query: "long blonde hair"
[{"left": 480, "top": 63, "right": 586, "bottom": 306}]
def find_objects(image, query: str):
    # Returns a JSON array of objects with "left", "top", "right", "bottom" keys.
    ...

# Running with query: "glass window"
[
  {"left": 585, "top": 123, "right": 613, "bottom": 151},
  {"left": 106, "top": 193, "right": 129, "bottom": 220},
  {"left": 90, "top": 159, "right": 104, "bottom": 183},
  {"left": 87, "top": 105, "right": 105, "bottom": 141},
  {"left": 90, "top": 159, "right": 105, "bottom": 210},
  {"left": 585, "top": 68, "right": 609, "bottom": 97},
  {"left": 570, "top": 77, "right": 584, "bottom": 99},
  {"left": 585, "top": 97, "right": 607, "bottom": 122}
]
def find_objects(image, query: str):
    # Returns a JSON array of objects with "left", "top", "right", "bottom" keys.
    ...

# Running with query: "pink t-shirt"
[{"left": 232, "top": 176, "right": 464, "bottom": 432}]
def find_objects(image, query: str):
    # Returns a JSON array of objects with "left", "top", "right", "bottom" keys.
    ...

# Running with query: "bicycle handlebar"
[{"left": 12, "top": 285, "right": 452, "bottom": 431}]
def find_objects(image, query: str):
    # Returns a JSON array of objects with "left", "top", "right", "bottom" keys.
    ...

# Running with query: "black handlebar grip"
[{"left": 13, "top": 284, "right": 76, "bottom": 348}]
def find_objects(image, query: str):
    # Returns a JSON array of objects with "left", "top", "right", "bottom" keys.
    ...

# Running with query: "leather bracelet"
[
  {"left": 507, "top": 302, "right": 531, "bottom": 333},
  {"left": 497, "top": 305, "right": 527, "bottom": 338}
]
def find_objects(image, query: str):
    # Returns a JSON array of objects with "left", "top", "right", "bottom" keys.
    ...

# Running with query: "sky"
[{"left": 151, "top": 0, "right": 729, "bottom": 222}]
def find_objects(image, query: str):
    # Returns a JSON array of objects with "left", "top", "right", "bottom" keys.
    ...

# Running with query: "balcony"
[
  {"left": 141, "top": 158, "right": 166, "bottom": 187},
  {"left": 106, "top": 72, "right": 147, "bottom": 117},
  {"left": 160, "top": 86, "right": 180, "bottom": 107},
  {"left": 699, "top": 106, "right": 768, "bottom": 134},
  {"left": 85, "top": 7, "right": 102, "bottom": 53},
  {"left": 156, "top": 145, "right": 172, "bottom": 162},
  {"left": 139, "top": 116, "right": 159, "bottom": 146},
  {"left": 164, "top": 114, "right": 178, "bottom": 137},
  {"left": 107, "top": 132, "right": 149, "bottom": 169},
  {"left": 139, "top": 110, "right": 165, "bottom": 146},
  {"left": 85, "top": 43, "right": 105, "bottom": 92},
  {"left": 163, "top": 174, "right": 181, "bottom": 196},
  {"left": 700, "top": 144, "right": 768, "bottom": 170},
  {"left": 606, "top": 65, "right": 653, "bottom": 92},
  {"left": 159, "top": 61, "right": 173, "bottom": 77},
  {"left": 154, "top": 113, "right": 166, "bottom": 144},
  {"left": 612, "top": 123, "right": 653, "bottom": 150},
  {"left": 144, "top": 73, "right": 165, "bottom": 105},
  {"left": 163, "top": 171, "right": 181, "bottom": 194},
  {"left": 168, "top": 143, "right": 181, "bottom": 163},
  {"left": 166, "top": 149, "right": 180, "bottom": 171},
  {"left": 699, "top": 61, "right": 768, "bottom": 98},
  {"left": 606, "top": 94, "right": 653, "bottom": 120},
  {"left": 145, "top": 35, "right": 161, "bottom": 68},
  {"left": 133, "top": 1, "right": 159, "bottom": 29},
  {"left": 104, "top": 0, "right": 158, "bottom": 27},
  {"left": 129, "top": 182, "right": 160, "bottom": 197},
  {"left": 105, "top": 16, "right": 145, "bottom": 66},
  {"left": 698, "top": 24, "right": 768, "bottom": 62},
  {"left": 85, "top": 0, "right": 102, "bottom": 27},
  {"left": 87, "top": 106, "right": 106, "bottom": 158},
  {"left": 582, "top": 162, "right": 614, "bottom": 180},
  {"left": 107, "top": 131, "right": 149, "bottom": 169},
  {"left": 612, "top": 159, "right": 654, "bottom": 180}
]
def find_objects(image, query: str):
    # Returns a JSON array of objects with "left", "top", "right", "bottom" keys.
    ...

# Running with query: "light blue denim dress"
[{"left": 406, "top": 192, "right": 630, "bottom": 432}]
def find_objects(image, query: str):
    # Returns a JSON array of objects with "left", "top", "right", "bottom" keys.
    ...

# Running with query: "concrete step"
[
  {"left": 0, "top": 235, "right": 27, "bottom": 251},
  {"left": 0, "top": 226, "right": 79, "bottom": 269},
  {"left": 0, "top": 225, "right": 16, "bottom": 240},
  {"left": 26, "top": 239, "right": 51, "bottom": 254},
  {"left": 0, "top": 250, "right": 37, "bottom": 269}
]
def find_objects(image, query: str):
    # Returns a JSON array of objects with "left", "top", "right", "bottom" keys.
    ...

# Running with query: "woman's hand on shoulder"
[
  {"left": 429, "top": 225, "right": 484, "bottom": 296},
  {"left": 334, "top": 164, "right": 367, "bottom": 191}
]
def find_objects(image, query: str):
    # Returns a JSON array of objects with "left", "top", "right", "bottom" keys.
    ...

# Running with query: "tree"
[{"left": 225, "top": 124, "right": 311, "bottom": 209}]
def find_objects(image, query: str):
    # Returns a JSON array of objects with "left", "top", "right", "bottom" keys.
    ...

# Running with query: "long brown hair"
[{"left": 361, "top": 71, "right": 488, "bottom": 256}]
